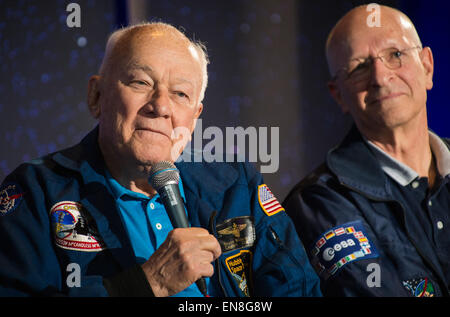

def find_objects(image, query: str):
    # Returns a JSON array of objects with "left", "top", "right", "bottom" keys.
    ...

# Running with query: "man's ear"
[
  {"left": 194, "top": 103, "right": 203, "bottom": 119},
  {"left": 328, "top": 80, "right": 349, "bottom": 113},
  {"left": 420, "top": 47, "right": 434, "bottom": 90},
  {"left": 87, "top": 75, "right": 102, "bottom": 118},
  {"left": 191, "top": 103, "right": 203, "bottom": 132}
]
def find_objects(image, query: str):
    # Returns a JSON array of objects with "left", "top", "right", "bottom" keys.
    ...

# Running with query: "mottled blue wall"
[
  {"left": 0, "top": 0, "right": 115, "bottom": 178},
  {"left": 1, "top": 0, "right": 448, "bottom": 200}
]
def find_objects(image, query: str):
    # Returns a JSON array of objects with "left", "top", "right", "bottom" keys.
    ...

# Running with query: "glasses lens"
[
  {"left": 382, "top": 48, "right": 402, "bottom": 69},
  {"left": 339, "top": 46, "right": 419, "bottom": 83},
  {"left": 347, "top": 59, "right": 371, "bottom": 82}
]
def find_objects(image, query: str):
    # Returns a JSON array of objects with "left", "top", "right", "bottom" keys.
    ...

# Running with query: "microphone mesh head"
[{"left": 148, "top": 161, "right": 180, "bottom": 191}]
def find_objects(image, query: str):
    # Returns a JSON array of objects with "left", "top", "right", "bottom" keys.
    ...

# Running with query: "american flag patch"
[{"left": 258, "top": 184, "right": 284, "bottom": 216}]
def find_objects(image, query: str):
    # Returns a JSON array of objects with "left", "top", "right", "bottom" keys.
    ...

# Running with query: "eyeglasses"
[{"left": 331, "top": 46, "right": 422, "bottom": 83}]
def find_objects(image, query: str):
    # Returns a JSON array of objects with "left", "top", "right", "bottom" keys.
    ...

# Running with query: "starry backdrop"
[{"left": 1, "top": 0, "right": 449, "bottom": 200}]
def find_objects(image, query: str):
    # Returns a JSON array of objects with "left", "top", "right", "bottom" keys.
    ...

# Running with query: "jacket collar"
[
  {"left": 327, "top": 125, "right": 450, "bottom": 200},
  {"left": 51, "top": 126, "right": 107, "bottom": 184},
  {"left": 50, "top": 127, "right": 137, "bottom": 269},
  {"left": 326, "top": 125, "right": 393, "bottom": 200},
  {"left": 429, "top": 131, "right": 450, "bottom": 177},
  {"left": 52, "top": 126, "right": 238, "bottom": 195},
  {"left": 175, "top": 153, "right": 239, "bottom": 226},
  {"left": 364, "top": 130, "right": 450, "bottom": 187}
]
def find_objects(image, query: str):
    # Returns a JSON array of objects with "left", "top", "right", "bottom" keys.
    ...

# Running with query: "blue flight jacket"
[
  {"left": 283, "top": 125, "right": 450, "bottom": 297},
  {"left": 0, "top": 127, "right": 321, "bottom": 297}
]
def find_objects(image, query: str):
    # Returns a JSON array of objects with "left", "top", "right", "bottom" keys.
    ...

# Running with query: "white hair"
[{"left": 99, "top": 22, "right": 209, "bottom": 103}]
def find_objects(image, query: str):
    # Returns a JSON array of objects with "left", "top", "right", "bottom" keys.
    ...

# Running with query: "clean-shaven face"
[
  {"left": 329, "top": 7, "right": 433, "bottom": 131},
  {"left": 97, "top": 29, "right": 203, "bottom": 170}
]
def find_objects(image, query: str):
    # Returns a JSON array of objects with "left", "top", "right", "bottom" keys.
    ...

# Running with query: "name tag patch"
[
  {"left": 0, "top": 182, "right": 24, "bottom": 216},
  {"left": 310, "top": 220, "right": 379, "bottom": 280},
  {"left": 49, "top": 201, "right": 106, "bottom": 252},
  {"left": 216, "top": 216, "right": 255, "bottom": 253}
]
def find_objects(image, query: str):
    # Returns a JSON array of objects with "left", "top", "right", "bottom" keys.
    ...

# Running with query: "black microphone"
[{"left": 148, "top": 161, "right": 208, "bottom": 297}]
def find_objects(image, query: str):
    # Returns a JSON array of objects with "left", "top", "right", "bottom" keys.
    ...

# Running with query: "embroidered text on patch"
[
  {"left": 310, "top": 220, "right": 379, "bottom": 280},
  {"left": 49, "top": 201, "right": 105, "bottom": 252},
  {"left": 216, "top": 216, "right": 255, "bottom": 253},
  {"left": 225, "top": 250, "right": 253, "bottom": 297},
  {"left": 258, "top": 184, "right": 284, "bottom": 216}
]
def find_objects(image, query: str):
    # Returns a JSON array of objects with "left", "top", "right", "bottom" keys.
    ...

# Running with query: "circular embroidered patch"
[{"left": 0, "top": 182, "right": 25, "bottom": 216}]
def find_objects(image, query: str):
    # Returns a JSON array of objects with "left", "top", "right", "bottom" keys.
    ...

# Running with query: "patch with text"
[
  {"left": 49, "top": 201, "right": 106, "bottom": 252},
  {"left": 216, "top": 216, "right": 255, "bottom": 253},
  {"left": 310, "top": 220, "right": 379, "bottom": 280},
  {"left": 225, "top": 250, "right": 253, "bottom": 297}
]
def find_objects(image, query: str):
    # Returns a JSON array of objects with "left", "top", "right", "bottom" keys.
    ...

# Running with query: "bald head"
[
  {"left": 99, "top": 22, "right": 209, "bottom": 102},
  {"left": 326, "top": 5, "right": 422, "bottom": 77}
]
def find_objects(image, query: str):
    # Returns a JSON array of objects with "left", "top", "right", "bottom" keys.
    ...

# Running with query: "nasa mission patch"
[
  {"left": 49, "top": 201, "right": 106, "bottom": 252},
  {"left": 0, "top": 182, "right": 25, "bottom": 216},
  {"left": 310, "top": 220, "right": 379, "bottom": 280}
]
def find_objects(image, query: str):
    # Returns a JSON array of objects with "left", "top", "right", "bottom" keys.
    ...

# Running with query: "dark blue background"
[
  {"left": 1, "top": 0, "right": 448, "bottom": 200},
  {"left": 399, "top": 0, "right": 450, "bottom": 138}
]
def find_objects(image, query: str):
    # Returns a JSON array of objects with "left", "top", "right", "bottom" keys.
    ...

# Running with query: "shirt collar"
[
  {"left": 364, "top": 131, "right": 450, "bottom": 187},
  {"left": 105, "top": 168, "right": 186, "bottom": 202}
]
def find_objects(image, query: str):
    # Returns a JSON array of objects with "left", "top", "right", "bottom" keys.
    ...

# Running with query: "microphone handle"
[
  {"left": 158, "top": 183, "right": 189, "bottom": 228},
  {"left": 158, "top": 184, "right": 209, "bottom": 297}
]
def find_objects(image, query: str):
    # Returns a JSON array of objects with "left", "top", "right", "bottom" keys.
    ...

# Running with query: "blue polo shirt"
[{"left": 104, "top": 170, "right": 207, "bottom": 297}]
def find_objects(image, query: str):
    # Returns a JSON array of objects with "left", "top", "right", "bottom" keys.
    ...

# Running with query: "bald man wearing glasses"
[{"left": 284, "top": 5, "right": 450, "bottom": 297}]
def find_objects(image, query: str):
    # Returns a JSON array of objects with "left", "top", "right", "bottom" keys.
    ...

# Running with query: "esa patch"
[
  {"left": 225, "top": 250, "right": 253, "bottom": 297},
  {"left": 258, "top": 184, "right": 284, "bottom": 216},
  {"left": 310, "top": 220, "right": 379, "bottom": 280},
  {"left": 403, "top": 277, "right": 435, "bottom": 297},
  {"left": 0, "top": 182, "right": 24, "bottom": 216},
  {"left": 216, "top": 216, "right": 255, "bottom": 253},
  {"left": 49, "top": 201, "right": 105, "bottom": 252}
]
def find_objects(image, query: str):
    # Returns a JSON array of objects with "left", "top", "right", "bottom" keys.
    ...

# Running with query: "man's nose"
[
  {"left": 146, "top": 87, "right": 172, "bottom": 117},
  {"left": 368, "top": 57, "right": 393, "bottom": 87}
]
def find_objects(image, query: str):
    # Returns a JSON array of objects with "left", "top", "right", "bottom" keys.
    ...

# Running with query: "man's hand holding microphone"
[{"left": 141, "top": 161, "right": 222, "bottom": 297}]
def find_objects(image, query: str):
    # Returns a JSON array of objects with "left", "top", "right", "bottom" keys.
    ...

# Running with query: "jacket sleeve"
[
  {"left": 243, "top": 162, "right": 322, "bottom": 297},
  {"left": 0, "top": 165, "right": 111, "bottom": 296},
  {"left": 0, "top": 164, "right": 158, "bottom": 297},
  {"left": 283, "top": 173, "right": 402, "bottom": 297}
]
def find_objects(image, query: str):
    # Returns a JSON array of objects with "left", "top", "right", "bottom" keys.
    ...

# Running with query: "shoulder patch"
[
  {"left": 49, "top": 201, "right": 106, "bottom": 252},
  {"left": 310, "top": 220, "right": 379, "bottom": 280},
  {"left": 258, "top": 184, "right": 284, "bottom": 216},
  {"left": 0, "top": 182, "right": 25, "bottom": 216}
]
